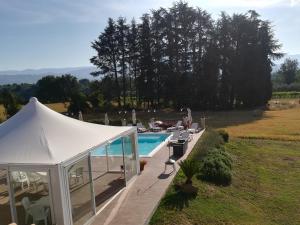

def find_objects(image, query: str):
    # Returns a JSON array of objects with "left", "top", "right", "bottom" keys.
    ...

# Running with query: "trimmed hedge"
[
  {"left": 199, "top": 148, "right": 232, "bottom": 185},
  {"left": 189, "top": 129, "right": 233, "bottom": 186}
]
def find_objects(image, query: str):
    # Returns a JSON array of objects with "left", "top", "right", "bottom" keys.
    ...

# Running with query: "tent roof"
[{"left": 0, "top": 97, "right": 134, "bottom": 165}]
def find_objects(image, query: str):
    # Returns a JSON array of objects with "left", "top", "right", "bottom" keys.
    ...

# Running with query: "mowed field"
[{"left": 206, "top": 99, "right": 300, "bottom": 141}]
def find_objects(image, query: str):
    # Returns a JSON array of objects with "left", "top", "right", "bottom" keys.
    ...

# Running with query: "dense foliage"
[
  {"left": 272, "top": 58, "right": 300, "bottom": 92},
  {"left": 218, "top": 130, "right": 229, "bottom": 142},
  {"left": 91, "top": 2, "right": 282, "bottom": 110},
  {"left": 0, "top": 90, "right": 21, "bottom": 118}
]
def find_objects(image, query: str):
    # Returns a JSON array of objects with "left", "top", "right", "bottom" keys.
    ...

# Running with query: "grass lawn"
[{"left": 150, "top": 138, "right": 300, "bottom": 225}]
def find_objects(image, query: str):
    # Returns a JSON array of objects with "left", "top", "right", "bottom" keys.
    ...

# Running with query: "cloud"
[{"left": 191, "top": 0, "right": 300, "bottom": 8}]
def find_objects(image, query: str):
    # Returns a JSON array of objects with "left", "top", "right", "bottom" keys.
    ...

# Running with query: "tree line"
[{"left": 90, "top": 1, "right": 282, "bottom": 110}]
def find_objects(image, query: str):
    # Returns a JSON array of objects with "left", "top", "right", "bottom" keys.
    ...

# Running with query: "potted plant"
[{"left": 140, "top": 159, "right": 147, "bottom": 171}]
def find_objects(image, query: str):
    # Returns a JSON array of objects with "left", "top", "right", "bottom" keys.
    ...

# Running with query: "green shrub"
[
  {"left": 218, "top": 129, "right": 229, "bottom": 143},
  {"left": 199, "top": 148, "right": 232, "bottom": 186},
  {"left": 179, "top": 159, "right": 199, "bottom": 184},
  {"left": 191, "top": 129, "right": 224, "bottom": 160}
]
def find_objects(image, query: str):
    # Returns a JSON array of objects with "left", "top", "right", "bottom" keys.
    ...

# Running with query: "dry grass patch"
[{"left": 217, "top": 107, "right": 300, "bottom": 141}]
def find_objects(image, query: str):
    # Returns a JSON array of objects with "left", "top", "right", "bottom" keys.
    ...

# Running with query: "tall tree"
[
  {"left": 127, "top": 19, "right": 139, "bottom": 104},
  {"left": 91, "top": 18, "right": 121, "bottom": 107},
  {"left": 279, "top": 58, "right": 299, "bottom": 85},
  {"left": 138, "top": 14, "right": 155, "bottom": 108},
  {"left": 116, "top": 17, "right": 129, "bottom": 107}
]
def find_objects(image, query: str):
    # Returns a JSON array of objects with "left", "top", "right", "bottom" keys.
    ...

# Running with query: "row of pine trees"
[{"left": 90, "top": 2, "right": 282, "bottom": 110}]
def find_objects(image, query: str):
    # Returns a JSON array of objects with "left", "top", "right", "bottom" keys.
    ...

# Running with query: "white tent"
[
  {"left": 0, "top": 97, "right": 133, "bottom": 165},
  {"left": 0, "top": 97, "right": 139, "bottom": 225}
]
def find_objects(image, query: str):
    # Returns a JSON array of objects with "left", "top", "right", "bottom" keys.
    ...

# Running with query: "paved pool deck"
[{"left": 91, "top": 130, "right": 205, "bottom": 225}]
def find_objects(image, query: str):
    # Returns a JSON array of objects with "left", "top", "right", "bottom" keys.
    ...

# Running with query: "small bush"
[
  {"left": 218, "top": 129, "right": 229, "bottom": 143},
  {"left": 191, "top": 129, "right": 224, "bottom": 160},
  {"left": 199, "top": 148, "right": 232, "bottom": 186}
]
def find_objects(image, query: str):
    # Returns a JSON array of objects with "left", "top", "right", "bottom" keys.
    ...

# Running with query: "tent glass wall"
[
  {"left": 67, "top": 156, "right": 94, "bottom": 225},
  {"left": 123, "top": 134, "right": 137, "bottom": 182},
  {"left": 91, "top": 140, "right": 126, "bottom": 211},
  {"left": 0, "top": 168, "right": 12, "bottom": 225},
  {"left": 10, "top": 169, "right": 52, "bottom": 225}
]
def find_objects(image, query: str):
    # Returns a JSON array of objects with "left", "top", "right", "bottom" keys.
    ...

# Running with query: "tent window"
[
  {"left": 10, "top": 170, "right": 52, "bottom": 225},
  {"left": 91, "top": 141, "right": 126, "bottom": 212},
  {"left": 67, "top": 157, "right": 94, "bottom": 225}
]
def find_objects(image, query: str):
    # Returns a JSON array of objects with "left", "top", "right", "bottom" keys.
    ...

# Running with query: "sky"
[{"left": 0, "top": 0, "right": 300, "bottom": 70}]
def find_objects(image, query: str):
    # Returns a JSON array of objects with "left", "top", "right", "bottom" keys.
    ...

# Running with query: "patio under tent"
[{"left": 0, "top": 97, "right": 139, "bottom": 225}]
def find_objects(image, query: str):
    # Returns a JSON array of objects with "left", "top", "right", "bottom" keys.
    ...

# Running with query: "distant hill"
[{"left": 0, "top": 66, "right": 98, "bottom": 85}]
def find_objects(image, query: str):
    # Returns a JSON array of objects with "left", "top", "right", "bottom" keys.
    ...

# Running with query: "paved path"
[{"left": 92, "top": 130, "right": 204, "bottom": 225}]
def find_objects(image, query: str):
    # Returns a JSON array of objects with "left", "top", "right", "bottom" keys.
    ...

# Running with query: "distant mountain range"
[{"left": 0, "top": 66, "right": 97, "bottom": 85}]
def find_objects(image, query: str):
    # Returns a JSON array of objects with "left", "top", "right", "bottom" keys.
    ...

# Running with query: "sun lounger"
[
  {"left": 169, "top": 131, "right": 181, "bottom": 143},
  {"left": 188, "top": 122, "right": 200, "bottom": 133},
  {"left": 167, "top": 121, "right": 184, "bottom": 132},
  {"left": 137, "top": 122, "right": 147, "bottom": 133},
  {"left": 149, "top": 122, "right": 162, "bottom": 132}
]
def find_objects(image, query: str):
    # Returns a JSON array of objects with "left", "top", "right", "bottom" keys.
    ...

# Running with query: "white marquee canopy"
[{"left": 0, "top": 97, "right": 134, "bottom": 165}]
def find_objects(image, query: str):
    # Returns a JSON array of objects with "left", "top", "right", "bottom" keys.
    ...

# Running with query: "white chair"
[
  {"left": 27, "top": 172, "right": 42, "bottom": 192},
  {"left": 137, "top": 122, "right": 147, "bottom": 133},
  {"left": 21, "top": 197, "right": 32, "bottom": 224},
  {"left": 167, "top": 121, "right": 184, "bottom": 132},
  {"left": 11, "top": 171, "right": 29, "bottom": 190},
  {"left": 188, "top": 122, "right": 200, "bottom": 133},
  {"left": 70, "top": 167, "right": 84, "bottom": 185},
  {"left": 29, "top": 204, "right": 50, "bottom": 225},
  {"left": 148, "top": 122, "right": 162, "bottom": 132}
]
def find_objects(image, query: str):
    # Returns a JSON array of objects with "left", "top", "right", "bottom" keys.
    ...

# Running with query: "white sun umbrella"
[
  {"left": 78, "top": 111, "right": 83, "bottom": 121},
  {"left": 104, "top": 113, "right": 109, "bottom": 125},
  {"left": 187, "top": 108, "right": 192, "bottom": 125},
  {"left": 132, "top": 109, "right": 136, "bottom": 125}
]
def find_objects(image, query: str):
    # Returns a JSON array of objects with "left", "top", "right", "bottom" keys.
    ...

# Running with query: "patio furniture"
[
  {"left": 188, "top": 122, "right": 200, "bottom": 133},
  {"left": 137, "top": 122, "right": 147, "bottom": 133},
  {"left": 29, "top": 204, "right": 50, "bottom": 225},
  {"left": 70, "top": 167, "right": 84, "bottom": 185},
  {"left": 21, "top": 197, "right": 32, "bottom": 224},
  {"left": 27, "top": 172, "right": 42, "bottom": 192},
  {"left": 167, "top": 121, "right": 184, "bottom": 132},
  {"left": 180, "top": 131, "right": 192, "bottom": 142},
  {"left": 172, "top": 139, "right": 188, "bottom": 157},
  {"left": 164, "top": 159, "right": 176, "bottom": 172},
  {"left": 169, "top": 131, "right": 181, "bottom": 143},
  {"left": 11, "top": 171, "right": 29, "bottom": 190},
  {"left": 148, "top": 122, "right": 162, "bottom": 132}
]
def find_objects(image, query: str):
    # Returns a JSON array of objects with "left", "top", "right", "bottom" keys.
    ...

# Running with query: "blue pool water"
[{"left": 92, "top": 133, "right": 170, "bottom": 157}]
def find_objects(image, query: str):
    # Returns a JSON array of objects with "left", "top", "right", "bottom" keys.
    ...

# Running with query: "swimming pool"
[{"left": 92, "top": 133, "right": 170, "bottom": 157}]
